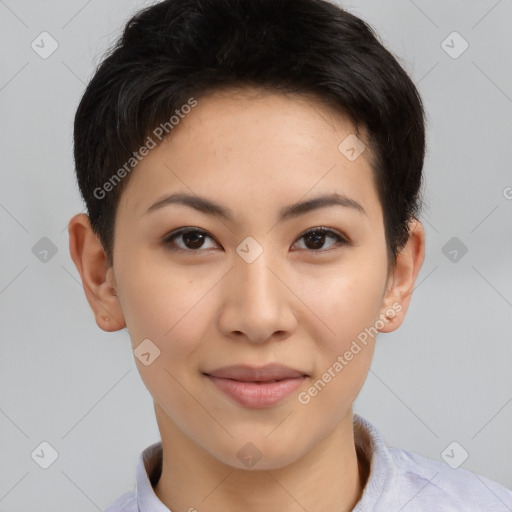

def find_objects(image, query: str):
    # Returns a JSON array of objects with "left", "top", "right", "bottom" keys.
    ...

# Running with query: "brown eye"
[
  {"left": 162, "top": 226, "right": 348, "bottom": 255},
  {"left": 163, "top": 228, "right": 219, "bottom": 252},
  {"left": 293, "top": 227, "right": 348, "bottom": 253}
]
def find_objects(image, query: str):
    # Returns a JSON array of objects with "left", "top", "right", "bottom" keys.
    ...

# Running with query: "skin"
[{"left": 68, "top": 87, "right": 425, "bottom": 512}]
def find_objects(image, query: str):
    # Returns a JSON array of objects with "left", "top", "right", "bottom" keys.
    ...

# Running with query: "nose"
[{"left": 218, "top": 245, "right": 297, "bottom": 344}]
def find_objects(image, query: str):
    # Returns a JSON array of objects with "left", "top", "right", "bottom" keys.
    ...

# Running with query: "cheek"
[
  {"left": 296, "top": 269, "right": 383, "bottom": 418},
  {"left": 116, "top": 254, "right": 213, "bottom": 350},
  {"left": 117, "top": 260, "right": 215, "bottom": 419},
  {"left": 299, "top": 255, "right": 387, "bottom": 350},
  {"left": 116, "top": 255, "right": 226, "bottom": 405},
  {"left": 292, "top": 256, "right": 387, "bottom": 412}
]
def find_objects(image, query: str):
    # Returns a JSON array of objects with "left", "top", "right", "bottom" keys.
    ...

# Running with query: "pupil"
[
  {"left": 180, "top": 231, "right": 327, "bottom": 250},
  {"left": 305, "top": 232, "right": 325, "bottom": 250},
  {"left": 184, "top": 232, "right": 204, "bottom": 249}
]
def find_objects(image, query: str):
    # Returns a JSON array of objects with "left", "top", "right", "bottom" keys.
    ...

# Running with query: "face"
[{"left": 109, "top": 88, "right": 396, "bottom": 469}]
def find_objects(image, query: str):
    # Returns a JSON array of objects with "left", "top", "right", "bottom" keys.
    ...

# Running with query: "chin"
[{"left": 207, "top": 435, "right": 310, "bottom": 471}]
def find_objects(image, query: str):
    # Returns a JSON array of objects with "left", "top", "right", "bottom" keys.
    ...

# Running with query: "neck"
[{"left": 153, "top": 407, "right": 369, "bottom": 512}]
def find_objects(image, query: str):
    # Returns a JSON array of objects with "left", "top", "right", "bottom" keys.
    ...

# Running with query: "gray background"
[{"left": 1, "top": 0, "right": 511, "bottom": 510}]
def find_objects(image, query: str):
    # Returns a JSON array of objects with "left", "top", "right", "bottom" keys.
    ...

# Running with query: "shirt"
[{"left": 104, "top": 413, "right": 512, "bottom": 511}]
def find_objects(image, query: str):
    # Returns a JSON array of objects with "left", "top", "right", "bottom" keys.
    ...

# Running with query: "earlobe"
[
  {"left": 68, "top": 213, "right": 126, "bottom": 332},
  {"left": 378, "top": 219, "right": 425, "bottom": 333}
]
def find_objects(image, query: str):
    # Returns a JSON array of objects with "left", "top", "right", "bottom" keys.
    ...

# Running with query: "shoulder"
[
  {"left": 389, "top": 446, "right": 512, "bottom": 511},
  {"left": 103, "top": 491, "right": 138, "bottom": 512}
]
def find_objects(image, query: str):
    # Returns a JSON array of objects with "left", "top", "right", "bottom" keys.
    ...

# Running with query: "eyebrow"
[{"left": 144, "top": 192, "right": 367, "bottom": 221}]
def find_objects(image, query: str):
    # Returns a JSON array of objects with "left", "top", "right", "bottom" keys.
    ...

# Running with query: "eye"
[
  {"left": 292, "top": 227, "right": 349, "bottom": 254},
  {"left": 162, "top": 228, "right": 219, "bottom": 252},
  {"left": 162, "top": 226, "right": 349, "bottom": 254}
]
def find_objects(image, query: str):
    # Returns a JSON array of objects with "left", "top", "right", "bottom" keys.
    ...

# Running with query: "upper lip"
[{"left": 204, "top": 364, "right": 307, "bottom": 382}]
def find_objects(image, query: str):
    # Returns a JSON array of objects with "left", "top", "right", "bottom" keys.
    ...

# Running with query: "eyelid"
[
  {"left": 295, "top": 226, "right": 349, "bottom": 243},
  {"left": 162, "top": 226, "right": 350, "bottom": 253},
  {"left": 162, "top": 227, "right": 219, "bottom": 252},
  {"left": 291, "top": 226, "right": 350, "bottom": 253}
]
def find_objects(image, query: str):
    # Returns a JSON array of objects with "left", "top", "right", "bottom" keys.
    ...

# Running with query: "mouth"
[
  {"left": 204, "top": 363, "right": 307, "bottom": 381},
  {"left": 203, "top": 364, "right": 308, "bottom": 408}
]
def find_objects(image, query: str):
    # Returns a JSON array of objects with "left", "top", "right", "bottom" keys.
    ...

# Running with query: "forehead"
[{"left": 117, "top": 87, "right": 382, "bottom": 227}]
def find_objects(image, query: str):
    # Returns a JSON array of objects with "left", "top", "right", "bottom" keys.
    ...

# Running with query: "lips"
[
  {"left": 203, "top": 364, "right": 308, "bottom": 408},
  {"left": 204, "top": 363, "right": 307, "bottom": 382}
]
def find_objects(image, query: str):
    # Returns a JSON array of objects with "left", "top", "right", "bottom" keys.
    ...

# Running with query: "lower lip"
[{"left": 206, "top": 375, "right": 306, "bottom": 408}]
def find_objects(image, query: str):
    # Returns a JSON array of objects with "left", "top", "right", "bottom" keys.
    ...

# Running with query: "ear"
[
  {"left": 378, "top": 219, "right": 425, "bottom": 332},
  {"left": 68, "top": 213, "right": 126, "bottom": 332}
]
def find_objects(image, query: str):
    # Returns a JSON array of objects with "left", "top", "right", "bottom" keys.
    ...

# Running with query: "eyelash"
[{"left": 161, "top": 227, "right": 350, "bottom": 255}]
